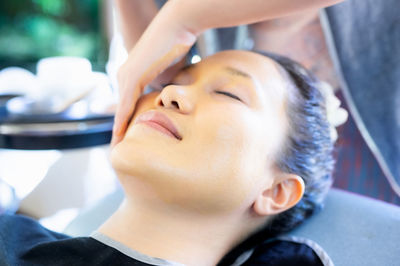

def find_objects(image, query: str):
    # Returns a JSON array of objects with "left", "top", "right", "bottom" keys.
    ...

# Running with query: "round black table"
[{"left": 0, "top": 95, "right": 113, "bottom": 150}]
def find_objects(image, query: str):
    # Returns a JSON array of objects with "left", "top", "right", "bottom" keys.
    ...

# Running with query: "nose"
[{"left": 155, "top": 85, "right": 194, "bottom": 114}]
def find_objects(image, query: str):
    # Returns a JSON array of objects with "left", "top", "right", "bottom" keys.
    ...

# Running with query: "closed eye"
[
  {"left": 160, "top": 84, "right": 242, "bottom": 102},
  {"left": 162, "top": 83, "right": 175, "bottom": 87},
  {"left": 215, "top": 91, "right": 242, "bottom": 101}
]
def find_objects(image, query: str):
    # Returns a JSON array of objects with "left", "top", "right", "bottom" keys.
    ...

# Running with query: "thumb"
[{"left": 111, "top": 80, "right": 142, "bottom": 147}]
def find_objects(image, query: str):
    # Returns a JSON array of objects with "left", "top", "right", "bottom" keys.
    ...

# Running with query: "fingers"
[
  {"left": 111, "top": 81, "right": 142, "bottom": 147},
  {"left": 110, "top": 131, "right": 123, "bottom": 148},
  {"left": 110, "top": 4, "right": 197, "bottom": 147},
  {"left": 111, "top": 46, "right": 192, "bottom": 147},
  {"left": 149, "top": 57, "right": 187, "bottom": 90},
  {"left": 111, "top": 105, "right": 129, "bottom": 148},
  {"left": 111, "top": 102, "right": 134, "bottom": 148}
]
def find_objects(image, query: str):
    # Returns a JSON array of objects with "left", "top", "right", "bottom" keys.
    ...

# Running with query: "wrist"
[
  {"left": 162, "top": 0, "right": 205, "bottom": 36},
  {"left": 154, "top": 0, "right": 199, "bottom": 46}
]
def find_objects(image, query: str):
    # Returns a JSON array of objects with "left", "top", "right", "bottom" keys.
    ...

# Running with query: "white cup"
[{"left": 36, "top": 57, "right": 93, "bottom": 99}]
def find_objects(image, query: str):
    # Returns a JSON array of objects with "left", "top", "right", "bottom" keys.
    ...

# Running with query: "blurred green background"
[{"left": 0, "top": 0, "right": 108, "bottom": 72}]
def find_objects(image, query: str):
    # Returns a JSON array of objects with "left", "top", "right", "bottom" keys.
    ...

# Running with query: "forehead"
[
  {"left": 194, "top": 50, "right": 283, "bottom": 82},
  {"left": 184, "top": 50, "right": 288, "bottom": 108}
]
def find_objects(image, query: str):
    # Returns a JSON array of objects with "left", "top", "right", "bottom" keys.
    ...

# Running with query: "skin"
[
  {"left": 112, "top": 0, "right": 345, "bottom": 146},
  {"left": 250, "top": 10, "right": 339, "bottom": 88},
  {"left": 102, "top": 51, "right": 304, "bottom": 266}
]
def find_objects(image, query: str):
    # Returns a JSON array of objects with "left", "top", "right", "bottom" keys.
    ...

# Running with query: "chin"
[
  {"left": 110, "top": 135, "right": 171, "bottom": 180},
  {"left": 110, "top": 141, "right": 130, "bottom": 174},
  {"left": 110, "top": 138, "right": 145, "bottom": 174}
]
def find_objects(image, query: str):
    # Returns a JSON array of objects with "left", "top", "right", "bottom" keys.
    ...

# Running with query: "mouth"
[{"left": 133, "top": 110, "right": 182, "bottom": 140}]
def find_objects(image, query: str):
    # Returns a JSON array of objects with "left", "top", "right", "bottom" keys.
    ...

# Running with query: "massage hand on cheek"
[{"left": 111, "top": 0, "right": 344, "bottom": 146}]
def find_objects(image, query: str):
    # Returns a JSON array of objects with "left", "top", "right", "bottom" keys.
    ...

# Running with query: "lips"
[{"left": 134, "top": 110, "right": 182, "bottom": 140}]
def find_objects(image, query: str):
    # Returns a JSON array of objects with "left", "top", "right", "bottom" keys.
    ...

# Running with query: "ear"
[{"left": 253, "top": 174, "right": 305, "bottom": 216}]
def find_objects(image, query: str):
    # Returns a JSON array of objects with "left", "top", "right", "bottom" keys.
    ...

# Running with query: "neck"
[{"left": 98, "top": 197, "right": 253, "bottom": 266}]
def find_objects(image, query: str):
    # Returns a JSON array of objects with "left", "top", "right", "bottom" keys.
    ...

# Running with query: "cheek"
[
  {"left": 126, "top": 92, "right": 160, "bottom": 134},
  {"left": 183, "top": 107, "right": 269, "bottom": 207},
  {"left": 199, "top": 106, "right": 268, "bottom": 166},
  {"left": 195, "top": 106, "right": 253, "bottom": 163}
]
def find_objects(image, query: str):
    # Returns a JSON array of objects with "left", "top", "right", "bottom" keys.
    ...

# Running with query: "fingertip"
[
  {"left": 111, "top": 129, "right": 124, "bottom": 147},
  {"left": 116, "top": 121, "right": 127, "bottom": 137},
  {"left": 112, "top": 118, "right": 128, "bottom": 145},
  {"left": 111, "top": 120, "right": 122, "bottom": 147},
  {"left": 110, "top": 135, "right": 118, "bottom": 148},
  {"left": 112, "top": 122, "right": 120, "bottom": 139}
]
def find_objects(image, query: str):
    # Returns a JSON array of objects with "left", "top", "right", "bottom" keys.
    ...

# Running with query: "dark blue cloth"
[
  {"left": 323, "top": 0, "right": 400, "bottom": 195},
  {"left": 0, "top": 214, "right": 325, "bottom": 266},
  {"left": 240, "top": 239, "right": 324, "bottom": 266},
  {"left": 0, "top": 215, "right": 154, "bottom": 266}
]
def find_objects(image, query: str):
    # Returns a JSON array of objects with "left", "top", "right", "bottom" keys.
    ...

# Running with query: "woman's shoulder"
[
  {"left": 240, "top": 236, "right": 333, "bottom": 266},
  {"left": 0, "top": 214, "right": 69, "bottom": 242},
  {"left": 0, "top": 214, "right": 156, "bottom": 266}
]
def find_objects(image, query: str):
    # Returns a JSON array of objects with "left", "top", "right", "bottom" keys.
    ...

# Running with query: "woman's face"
[{"left": 112, "top": 50, "right": 289, "bottom": 214}]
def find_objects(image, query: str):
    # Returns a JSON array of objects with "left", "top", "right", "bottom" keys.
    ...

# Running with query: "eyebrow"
[
  {"left": 223, "top": 66, "right": 251, "bottom": 79},
  {"left": 182, "top": 64, "right": 251, "bottom": 79}
]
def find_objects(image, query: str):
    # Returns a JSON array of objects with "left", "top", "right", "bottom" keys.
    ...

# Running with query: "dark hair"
[
  {"left": 218, "top": 51, "right": 335, "bottom": 265},
  {"left": 262, "top": 51, "right": 334, "bottom": 234}
]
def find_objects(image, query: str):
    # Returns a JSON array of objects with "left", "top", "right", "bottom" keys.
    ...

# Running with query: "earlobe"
[{"left": 253, "top": 174, "right": 305, "bottom": 216}]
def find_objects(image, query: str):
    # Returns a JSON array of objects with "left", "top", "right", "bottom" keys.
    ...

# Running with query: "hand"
[{"left": 111, "top": 3, "right": 197, "bottom": 147}]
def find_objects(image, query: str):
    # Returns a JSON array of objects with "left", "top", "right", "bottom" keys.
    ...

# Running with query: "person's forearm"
[
  {"left": 115, "top": 0, "right": 159, "bottom": 50},
  {"left": 168, "top": 0, "right": 344, "bottom": 34}
]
